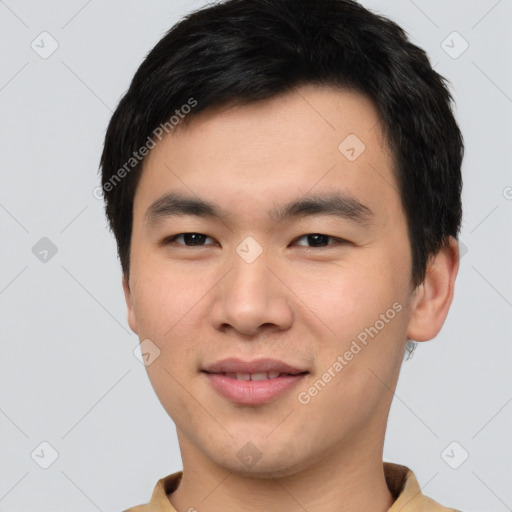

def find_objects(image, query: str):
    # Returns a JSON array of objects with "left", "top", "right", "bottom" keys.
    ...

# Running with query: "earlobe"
[
  {"left": 122, "top": 274, "right": 139, "bottom": 334},
  {"left": 406, "top": 236, "right": 460, "bottom": 342}
]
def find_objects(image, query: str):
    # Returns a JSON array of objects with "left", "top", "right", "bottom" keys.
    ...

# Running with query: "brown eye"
[
  {"left": 293, "top": 234, "right": 347, "bottom": 247},
  {"left": 163, "top": 233, "right": 215, "bottom": 246}
]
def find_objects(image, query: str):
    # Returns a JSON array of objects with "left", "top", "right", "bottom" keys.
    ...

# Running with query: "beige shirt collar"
[{"left": 124, "top": 462, "right": 460, "bottom": 512}]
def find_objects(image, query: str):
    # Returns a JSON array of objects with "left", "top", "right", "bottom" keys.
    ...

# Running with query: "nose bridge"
[
  {"left": 227, "top": 242, "right": 272, "bottom": 311},
  {"left": 211, "top": 240, "right": 292, "bottom": 335}
]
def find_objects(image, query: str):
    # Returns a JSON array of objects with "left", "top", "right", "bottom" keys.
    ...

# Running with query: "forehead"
[{"left": 133, "top": 84, "right": 399, "bottom": 229}]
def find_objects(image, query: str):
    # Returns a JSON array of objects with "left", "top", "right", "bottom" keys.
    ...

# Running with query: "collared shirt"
[{"left": 123, "top": 462, "right": 461, "bottom": 512}]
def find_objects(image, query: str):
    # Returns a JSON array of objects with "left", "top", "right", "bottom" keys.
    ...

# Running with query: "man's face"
[{"left": 124, "top": 85, "right": 417, "bottom": 476}]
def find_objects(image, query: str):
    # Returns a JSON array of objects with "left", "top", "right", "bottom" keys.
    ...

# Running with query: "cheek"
[
  {"left": 297, "top": 292, "right": 406, "bottom": 439},
  {"left": 295, "top": 265, "right": 396, "bottom": 338},
  {"left": 132, "top": 270, "right": 203, "bottom": 419},
  {"left": 301, "top": 263, "right": 408, "bottom": 376},
  {"left": 131, "top": 266, "right": 209, "bottom": 386},
  {"left": 144, "top": 360, "right": 196, "bottom": 432},
  {"left": 131, "top": 266, "right": 197, "bottom": 339}
]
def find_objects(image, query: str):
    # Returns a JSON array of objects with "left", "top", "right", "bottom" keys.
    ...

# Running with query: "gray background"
[{"left": 0, "top": 0, "right": 511, "bottom": 510}]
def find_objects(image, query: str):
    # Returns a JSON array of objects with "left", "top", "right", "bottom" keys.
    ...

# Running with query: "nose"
[{"left": 209, "top": 248, "right": 293, "bottom": 337}]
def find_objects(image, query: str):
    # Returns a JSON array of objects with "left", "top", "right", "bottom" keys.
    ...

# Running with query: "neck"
[{"left": 168, "top": 432, "right": 395, "bottom": 512}]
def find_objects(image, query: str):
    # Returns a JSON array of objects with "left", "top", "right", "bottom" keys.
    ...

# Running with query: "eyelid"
[
  {"left": 161, "top": 233, "right": 216, "bottom": 246},
  {"left": 292, "top": 234, "right": 349, "bottom": 247},
  {"left": 161, "top": 232, "right": 349, "bottom": 248}
]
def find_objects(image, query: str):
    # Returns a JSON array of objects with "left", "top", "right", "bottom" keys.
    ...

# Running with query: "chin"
[
  {"left": 222, "top": 456, "right": 306, "bottom": 479},
  {"left": 205, "top": 437, "right": 312, "bottom": 479}
]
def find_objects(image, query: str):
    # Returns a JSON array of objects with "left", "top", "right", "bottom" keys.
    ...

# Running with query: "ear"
[
  {"left": 122, "top": 274, "right": 139, "bottom": 335},
  {"left": 406, "top": 236, "right": 460, "bottom": 342}
]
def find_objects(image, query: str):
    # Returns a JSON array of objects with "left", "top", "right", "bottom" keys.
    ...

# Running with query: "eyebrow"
[{"left": 144, "top": 191, "right": 374, "bottom": 228}]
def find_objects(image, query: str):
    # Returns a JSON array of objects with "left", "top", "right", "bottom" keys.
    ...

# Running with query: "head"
[{"left": 100, "top": 0, "right": 462, "bottom": 476}]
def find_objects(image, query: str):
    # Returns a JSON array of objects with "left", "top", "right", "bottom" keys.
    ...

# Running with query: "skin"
[{"left": 122, "top": 84, "right": 460, "bottom": 512}]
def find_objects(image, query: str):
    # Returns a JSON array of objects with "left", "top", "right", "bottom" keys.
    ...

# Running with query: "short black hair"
[{"left": 100, "top": 0, "right": 463, "bottom": 291}]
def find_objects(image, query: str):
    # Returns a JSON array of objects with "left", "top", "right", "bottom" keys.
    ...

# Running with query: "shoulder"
[
  {"left": 121, "top": 471, "right": 183, "bottom": 512},
  {"left": 385, "top": 462, "right": 461, "bottom": 512}
]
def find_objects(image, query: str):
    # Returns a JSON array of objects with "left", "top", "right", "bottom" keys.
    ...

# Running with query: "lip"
[
  {"left": 202, "top": 357, "right": 307, "bottom": 375},
  {"left": 203, "top": 372, "right": 308, "bottom": 405},
  {"left": 202, "top": 357, "right": 309, "bottom": 406}
]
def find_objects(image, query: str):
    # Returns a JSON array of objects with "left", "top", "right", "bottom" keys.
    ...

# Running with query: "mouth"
[
  {"left": 202, "top": 357, "right": 309, "bottom": 376},
  {"left": 202, "top": 371, "right": 309, "bottom": 406},
  {"left": 201, "top": 357, "right": 310, "bottom": 405},
  {"left": 202, "top": 370, "right": 308, "bottom": 380}
]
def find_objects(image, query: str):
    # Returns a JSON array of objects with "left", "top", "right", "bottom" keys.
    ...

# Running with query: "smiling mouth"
[
  {"left": 202, "top": 371, "right": 309, "bottom": 405},
  {"left": 203, "top": 371, "right": 309, "bottom": 381}
]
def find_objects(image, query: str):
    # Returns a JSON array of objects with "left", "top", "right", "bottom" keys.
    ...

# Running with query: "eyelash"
[{"left": 161, "top": 233, "right": 349, "bottom": 248}]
